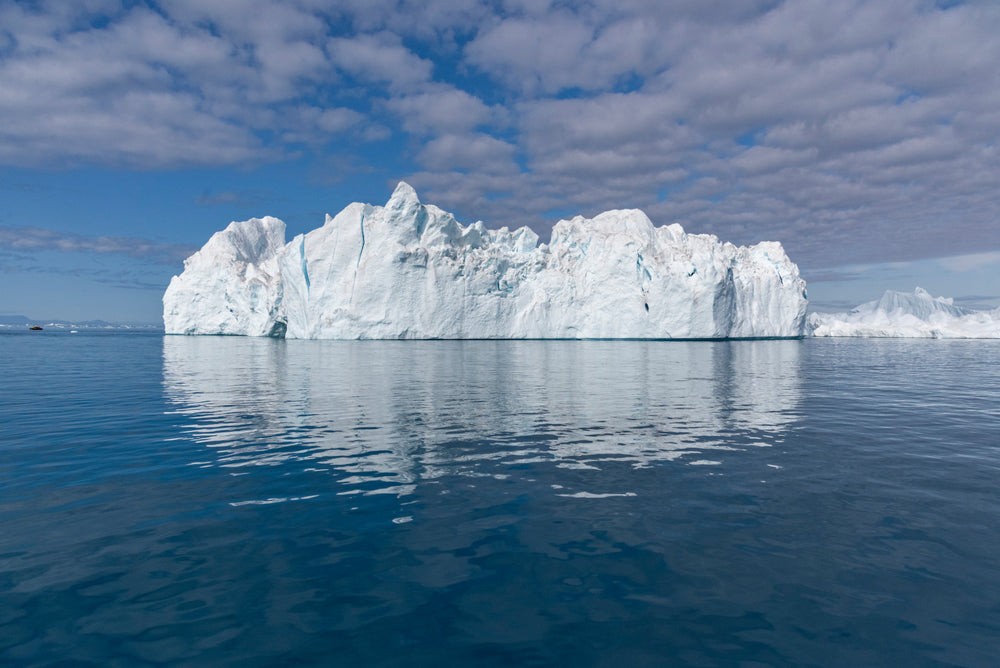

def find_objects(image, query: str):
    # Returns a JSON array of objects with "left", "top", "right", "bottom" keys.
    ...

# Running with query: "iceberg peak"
[
  {"left": 164, "top": 184, "right": 809, "bottom": 339},
  {"left": 867, "top": 287, "right": 972, "bottom": 319},
  {"left": 388, "top": 181, "right": 420, "bottom": 207}
]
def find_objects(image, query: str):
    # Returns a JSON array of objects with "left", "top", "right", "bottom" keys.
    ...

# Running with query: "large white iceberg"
[
  {"left": 809, "top": 287, "right": 1000, "bottom": 338},
  {"left": 164, "top": 183, "right": 808, "bottom": 339}
]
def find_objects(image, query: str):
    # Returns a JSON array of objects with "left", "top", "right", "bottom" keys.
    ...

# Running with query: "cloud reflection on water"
[{"left": 162, "top": 338, "right": 802, "bottom": 496}]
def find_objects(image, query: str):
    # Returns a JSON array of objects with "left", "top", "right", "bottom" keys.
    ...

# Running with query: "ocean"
[{"left": 2, "top": 332, "right": 998, "bottom": 666}]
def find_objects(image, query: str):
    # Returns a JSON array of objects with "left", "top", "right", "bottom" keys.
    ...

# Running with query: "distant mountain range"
[{"left": 0, "top": 314, "right": 163, "bottom": 330}]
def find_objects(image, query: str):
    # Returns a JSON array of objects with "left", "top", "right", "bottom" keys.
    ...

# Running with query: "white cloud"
[
  {"left": 465, "top": 16, "right": 597, "bottom": 94},
  {"left": 0, "top": 225, "right": 196, "bottom": 263},
  {"left": 327, "top": 32, "right": 432, "bottom": 92},
  {"left": 334, "top": 0, "right": 491, "bottom": 40},
  {"left": 416, "top": 133, "right": 517, "bottom": 172},
  {"left": 1, "top": 0, "right": 999, "bottom": 273},
  {"left": 440, "top": 0, "right": 1000, "bottom": 269},
  {"left": 0, "top": 2, "right": 377, "bottom": 167},
  {"left": 731, "top": 146, "right": 819, "bottom": 175},
  {"left": 385, "top": 86, "right": 494, "bottom": 135}
]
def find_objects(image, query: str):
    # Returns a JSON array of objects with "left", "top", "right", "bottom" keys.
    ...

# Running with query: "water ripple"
[
  {"left": 162, "top": 338, "right": 804, "bottom": 498},
  {"left": 4, "top": 333, "right": 1000, "bottom": 665}
]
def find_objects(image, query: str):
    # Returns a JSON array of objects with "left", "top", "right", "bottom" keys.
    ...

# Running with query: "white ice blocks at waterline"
[{"left": 809, "top": 287, "right": 1000, "bottom": 338}]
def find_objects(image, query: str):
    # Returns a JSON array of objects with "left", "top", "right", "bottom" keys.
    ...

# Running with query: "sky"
[{"left": 1, "top": 0, "right": 999, "bottom": 323}]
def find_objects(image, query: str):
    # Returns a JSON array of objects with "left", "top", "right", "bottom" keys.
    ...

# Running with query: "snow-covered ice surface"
[
  {"left": 164, "top": 183, "right": 808, "bottom": 339},
  {"left": 809, "top": 288, "right": 1000, "bottom": 338}
]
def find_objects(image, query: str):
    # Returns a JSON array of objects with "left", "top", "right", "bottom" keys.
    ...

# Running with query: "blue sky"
[{"left": 1, "top": 0, "right": 999, "bottom": 322}]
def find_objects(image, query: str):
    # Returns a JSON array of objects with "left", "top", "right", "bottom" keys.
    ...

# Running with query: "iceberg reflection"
[{"left": 162, "top": 338, "right": 802, "bottom": 495}]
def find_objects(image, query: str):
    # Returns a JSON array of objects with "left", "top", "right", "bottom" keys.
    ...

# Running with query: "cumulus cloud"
[
  {"left": 416, "top": 133, "right": 517, "bottom": 171},
  {"left": 448, "top": 0, "right": 1000, "bottom": 269},
  {"left": 385, "top": 86, "right": 496, "bottom": 135},
  {"left": 465, "top": 16, "right": 598, "bottom": 94},
  {"left": 327, "top": 32, "right": 433, "bottom": 92},
  {"left": 0, "top": 2, "right": 379, "bottom": 167},
  {"left": 2, "top": 0, "right": 999, "bottom": 273}
]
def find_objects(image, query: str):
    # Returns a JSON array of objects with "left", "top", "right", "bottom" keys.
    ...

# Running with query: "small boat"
[{"left": 29, "top": 325, "right": 43, "bottom": 330}]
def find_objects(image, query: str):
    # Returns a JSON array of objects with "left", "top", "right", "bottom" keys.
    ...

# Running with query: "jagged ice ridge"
[{"left": 164, "top": 183, "right": 809, "bottom": 339}]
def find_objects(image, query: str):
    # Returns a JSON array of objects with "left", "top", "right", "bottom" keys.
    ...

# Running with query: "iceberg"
[
  {"left": 809, "top": 287, "right": 1000, "bottom": 338},
  {"left": 164, "top": 183, "right": 808, "bottom": 339}
]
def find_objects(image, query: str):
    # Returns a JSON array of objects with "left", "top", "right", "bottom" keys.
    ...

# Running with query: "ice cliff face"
[
  {"left": 163, "top": 216, "right": 287, "bottom": 337},
  {"left": 809, "top": 287, "right": 1000, "bottom": 338},
  {"left": 164, "top": 183, "right": 809, "bottom": 339}
]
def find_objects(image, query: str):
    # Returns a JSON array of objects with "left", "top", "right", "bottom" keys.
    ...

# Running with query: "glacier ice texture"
[
  {"left": 163, "top": 182, "right": 809, "bottom": 339},
  {"left": 809, "top": 287, "right": 1000, "bottom": 338}
]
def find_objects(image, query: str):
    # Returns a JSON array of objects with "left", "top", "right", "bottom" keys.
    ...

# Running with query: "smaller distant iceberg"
[{"left": 809, "top": 287, "right": 1000, "bottom": 338}]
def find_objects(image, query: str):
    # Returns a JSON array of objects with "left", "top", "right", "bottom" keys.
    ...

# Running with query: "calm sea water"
[{"left": 2, "top": 332, "right": 999, "bottom": 666}]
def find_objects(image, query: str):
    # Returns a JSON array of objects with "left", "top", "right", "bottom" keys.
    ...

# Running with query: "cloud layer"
[
  {"left": 0, "top": 224, "right": 196, "bottom": 264},
  {"left": 2, "top": 0, "right": 998, "bottom": 270}
]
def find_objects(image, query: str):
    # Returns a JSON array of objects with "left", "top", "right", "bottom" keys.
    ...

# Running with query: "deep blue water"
[{"left": 2, "top": 332, "right": 999, "bottom": 666}]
